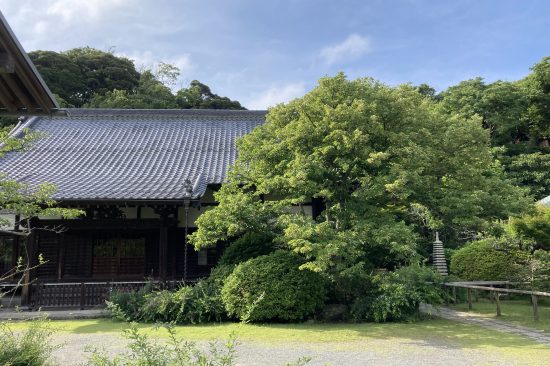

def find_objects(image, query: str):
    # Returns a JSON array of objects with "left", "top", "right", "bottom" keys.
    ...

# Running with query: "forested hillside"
[{"left": 28, "top": 47, "right": 245, "bottom": 110}]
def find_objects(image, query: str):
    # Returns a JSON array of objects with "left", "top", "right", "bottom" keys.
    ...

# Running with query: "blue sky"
[{"left": 3, "top": 0, "right": 549, "bottom": 109}]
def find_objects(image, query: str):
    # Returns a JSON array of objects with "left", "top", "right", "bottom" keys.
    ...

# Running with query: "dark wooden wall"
[{"left": 32, "top": 223, "right": 223, "bottom": 282}]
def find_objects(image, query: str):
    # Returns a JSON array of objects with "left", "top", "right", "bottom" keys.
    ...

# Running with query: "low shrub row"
[
  {"left": 108, "top": 250, "right": 444, "bottom": 323},
  {"left": 108, "top": 268, "right": 229, "bottom": 324}
]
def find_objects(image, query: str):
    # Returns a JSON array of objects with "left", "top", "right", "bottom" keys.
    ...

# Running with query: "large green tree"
[
  {"left": 29, "top": 47, "right": 140, "bottom": 107},
  {"left": 27, "top": 50, "right": 87, "bottom": 107},
  {"left": 438, "top": 57, "right": 550, "bottom": 197},
  {"left": 521, "top": 56, "right": 550, "bottom": 147},
  {"left": 87, "top": 70, "right": 178, "bottom": 109},
  {"left": 176, "top": 80, "right": 245, "bottom": 110},
  {"left": 190, "top": 74, "right": 528, "bottom": 283}
]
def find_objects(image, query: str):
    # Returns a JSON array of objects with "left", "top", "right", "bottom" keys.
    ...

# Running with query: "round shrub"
[
  {"left": 450, "top": 239, "right": 525, "bottom": 281},
  {"left": 218, "top": 232, "right": 276, "bottom": 266},
  {"left": 221, "top": 250, "right": 327, "bottom": 322}
]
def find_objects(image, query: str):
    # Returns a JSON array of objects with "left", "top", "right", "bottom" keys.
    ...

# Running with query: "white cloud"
[
  {"left": 247, "top": 82, "right": 306, "bottom": 110},
  {"left": 45, "top": 0, "right": 132, "bottom": 23},
  {"left": 320, "top": 34, "right": 371, "bottom": 65}
]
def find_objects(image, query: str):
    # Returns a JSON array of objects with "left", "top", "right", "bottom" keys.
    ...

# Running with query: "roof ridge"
[{"left": 65, "top": 108, "right": 267, "bottom": 118}]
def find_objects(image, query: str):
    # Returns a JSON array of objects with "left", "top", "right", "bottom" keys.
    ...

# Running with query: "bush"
[
  {"left": 218, "top": 232, "right": 276, "bottom": 266},
  {"left": 450, "top": 239, "right": 525, "bottom": 281},
  {"left": 85, "top": 323, "right": 237, "bottom": 366},
  {"left": 221, "top": 250, "right": 327, "bottom": 322},
  {"left": 350, "top": 265, "right": 444, "bottom": 322},
  {"left": 106, "top": 283, "right": 153, "bottom": 321},
  {"left": 108, "top": 270, "right": 229, "bottom": 324},
  {"left": 0, "top": 317, "right": 57, "bottom": 366},
  {"left": 138, "top": 287, "right": 191, "bottom": 323}
]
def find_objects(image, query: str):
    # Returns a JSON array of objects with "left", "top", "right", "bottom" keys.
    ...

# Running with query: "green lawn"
[
  {"left": 7, "top": 317, "right": 527, "bottom": 345},
  {"left": 6, "top": 317, "right": 550, "bottom": 360},
  {"left": 449, "top": 297, "right": 550, "bottom": 332}
]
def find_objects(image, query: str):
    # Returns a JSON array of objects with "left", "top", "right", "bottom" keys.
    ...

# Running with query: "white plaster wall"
[
  {"left": 140, "top": 207, "right": 160, "bottom": 219},
  {"left": 288, "top": 205, "right": 313, "bottom": 217},
  {"left": 177, "top": 206, "right": 213, "bottom": 228},
  {"left": 120, "top": 207, "right": 138, "bottom": 219}
]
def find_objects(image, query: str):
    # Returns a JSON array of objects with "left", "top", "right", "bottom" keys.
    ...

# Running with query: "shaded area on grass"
[
  {"left": 449, "top": 298, "right": 550, "bottom": 333},
  {"left": 7, "top": 317, "right": 548, "bottom": 350}
]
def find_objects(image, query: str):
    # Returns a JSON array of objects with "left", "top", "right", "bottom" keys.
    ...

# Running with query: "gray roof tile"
[{"left": 0, "top": 109, "right": 265, "bottom": 201}]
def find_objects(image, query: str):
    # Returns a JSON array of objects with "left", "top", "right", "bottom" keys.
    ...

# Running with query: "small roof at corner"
[
  {"left": 0, "top": 11, "right": 60, "bottom": 115},
  {"left": 538, "top": 195, "right": 550, "bottom": 207}
]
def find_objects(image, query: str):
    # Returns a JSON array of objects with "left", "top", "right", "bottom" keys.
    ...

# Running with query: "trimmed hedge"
[
  {"left": 450, "top": 239, "right": 525, "bottom": 281},
  {"left": 218, "top": 232, "right": 276, "bottom": 266},
  {"left": 221, "top": 250, "right": 327, "bottom": 322}
]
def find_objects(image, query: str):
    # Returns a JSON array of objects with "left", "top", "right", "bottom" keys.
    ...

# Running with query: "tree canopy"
[
  {"left": 189, "top": 74, "right": 528, "bottom": 285},
  {"left": 30, "top": 47, "right": 140, "bottom": 107},
  {"left": 28, "top": 47, "right": 244, "bottom": 110},
  {"left": 435, "top": 57, "right": 550, "bottom": 197}
]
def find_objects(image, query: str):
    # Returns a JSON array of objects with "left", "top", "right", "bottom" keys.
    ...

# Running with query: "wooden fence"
[
  {"left": 30, "top": 280, "right": 182, "bottom": 309},
  {"left": 443, "top": 281, "right": 550, "bottom": 321}
]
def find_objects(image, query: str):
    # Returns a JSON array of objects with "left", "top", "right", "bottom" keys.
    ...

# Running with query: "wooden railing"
[
  {"left": 443, "top": 281, "right": 550, "bottom": 321},
  {"left": 30, "top": 280, "right": 182, "bottom": 310}
]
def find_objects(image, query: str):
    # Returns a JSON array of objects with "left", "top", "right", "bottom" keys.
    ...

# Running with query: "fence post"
[
  {"left": 532, "top": 294, "right": 539, "bottom": 322},
  {"left": 80, "top": 282, "right": 86, "bottom": 310},
  {"left": 494, "top": 291, "right": 501, "bottom": 317},
  {"left": 467, "top": 288, "right": 472, "bottom": 311},
  {"left": 452, "top": 286, "right": 457, "bottom": 303}
]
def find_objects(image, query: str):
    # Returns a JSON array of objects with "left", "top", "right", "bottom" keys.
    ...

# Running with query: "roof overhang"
[{"left": 0, "top": 11, "right": 63, "bottom": 116}]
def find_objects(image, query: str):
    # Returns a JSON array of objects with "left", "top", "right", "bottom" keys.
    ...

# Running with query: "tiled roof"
[
  {"left": 539, "top": 195, "right": 550, "bottom": 207},
  {"left": 0, "top": 109, "right": 265, "bottom": 201}
]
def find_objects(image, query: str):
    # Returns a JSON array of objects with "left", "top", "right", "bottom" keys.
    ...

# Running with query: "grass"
[
  {"left": 5, "top": 316, "right": 550, "bottom": 364},
  {"left": 449, "top": 296, "right": 550, "bottom": 332},
  {"left": 5, "top": 316, "right": 547, "bottom": 346}
]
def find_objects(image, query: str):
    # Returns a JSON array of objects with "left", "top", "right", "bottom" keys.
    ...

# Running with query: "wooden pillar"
[
  {"left": 159, "top": 220, "right": 168, "bottom": 282},
  {"left": 20, "top": 230, "right": 37, "bottom": 307},
  {"left": 494, "top": 291, "right": 501, "bottom": 317},
  {"left": 57, "top": 234, "right": 64, "bottom": 280},
  {"left": 532, "top": 294, "right": 539, "bottom": 322},
  {"left": 467, "top": 288, "right": 473, "bottom": 311},
  {"left": 452, "top": 286, "right": 457, "bottom": 304}
]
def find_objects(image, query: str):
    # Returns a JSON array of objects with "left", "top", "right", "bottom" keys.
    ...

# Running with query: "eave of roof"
[{"left": 0, "top": 11, "right": 61, "bottom": 116}]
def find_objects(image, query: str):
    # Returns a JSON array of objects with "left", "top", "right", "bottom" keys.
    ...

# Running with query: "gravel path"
[
  {"left": 50, "top": 331, "right": 540, "bottom": 366},
  {"left": 420, "top": 304, "right": 550, "bottom": 346},
  {"left": 5, "top": 307, "right": 549, "bottom": 365}
]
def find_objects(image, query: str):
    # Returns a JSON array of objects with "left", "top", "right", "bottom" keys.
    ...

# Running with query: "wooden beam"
[
  {"left": 1, "top": 73, "right": 35, "bottom": 111},
  {"left": 0, "top": 75, "right": 17, "bottom": 112},
  {"left": 0, "top": 51, "right": 14, "bottom": 73},
  {"left": 14, "top": 62, "right": 52, "bottom": 112}
]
